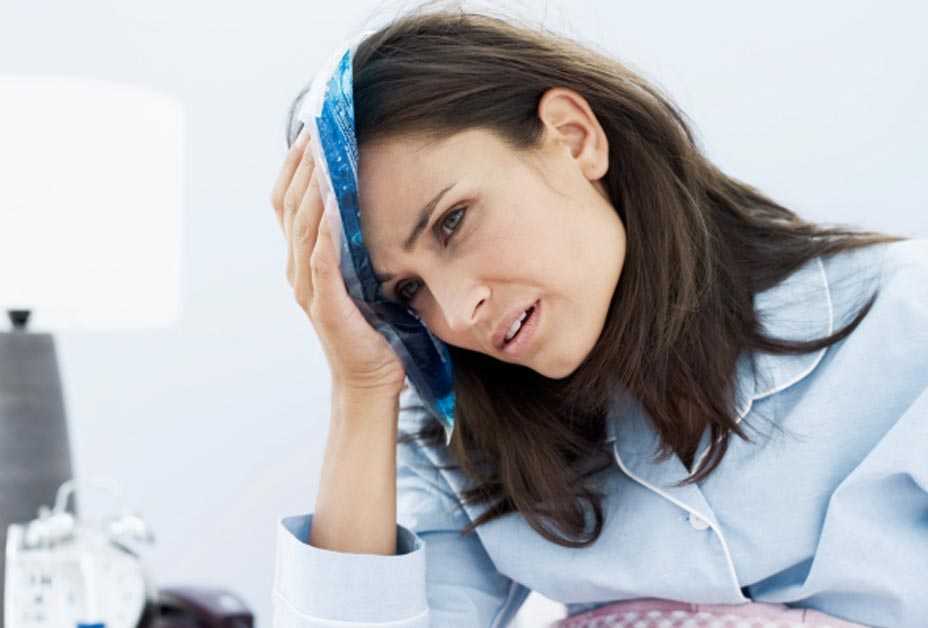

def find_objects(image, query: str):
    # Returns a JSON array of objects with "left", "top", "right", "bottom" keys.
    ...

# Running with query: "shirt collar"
[
  {"left": 606, "top": 254, "right": 834, "bottom": 446},
  {"left": 598, "top": 255, "right": 833, "bottom": 535}
]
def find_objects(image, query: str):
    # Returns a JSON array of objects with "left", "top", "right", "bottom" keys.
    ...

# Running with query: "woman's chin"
[{"left": 534, "top": 353, "right": 583, "bottom": 381}]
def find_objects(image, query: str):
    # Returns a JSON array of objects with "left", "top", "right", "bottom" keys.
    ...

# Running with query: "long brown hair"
[{"left": 284, "top": 6, "right": 907, "bottom": 548}]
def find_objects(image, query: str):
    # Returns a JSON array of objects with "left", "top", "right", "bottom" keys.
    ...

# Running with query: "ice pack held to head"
[{"left": 294, "top": 32, "right": 457, "bottom": 446}]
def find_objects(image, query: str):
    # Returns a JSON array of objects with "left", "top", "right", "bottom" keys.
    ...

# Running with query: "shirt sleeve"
[{"left": 271, "top": 389, "right": 532, "bottom": 627}]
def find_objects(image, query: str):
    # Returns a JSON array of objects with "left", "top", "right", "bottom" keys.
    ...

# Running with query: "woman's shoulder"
[
  {"left": 821, "top": 236, "right": 928, "bottom": 327},
  {"left": 867, "top": 237, "right": 927, "bottom": 319},
  {"left": 816, "top": 237, "right": 928, "bottom": 404},
  {"left": 875, "top": 237, "right": 928, "bottom": 294}
]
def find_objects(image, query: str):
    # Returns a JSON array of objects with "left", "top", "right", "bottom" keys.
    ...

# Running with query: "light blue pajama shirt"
[{"left": 272, "top": 238, "right": 928, "bottom": 627}]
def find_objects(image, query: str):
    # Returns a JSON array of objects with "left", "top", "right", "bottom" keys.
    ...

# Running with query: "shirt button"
[{"left": 688, "top": 513, "right": 710, "bottom": 530}]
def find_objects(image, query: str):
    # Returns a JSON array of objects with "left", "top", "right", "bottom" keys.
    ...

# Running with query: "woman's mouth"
[{"left": 502, "top": 300, "right": 540, "bottom": 356}]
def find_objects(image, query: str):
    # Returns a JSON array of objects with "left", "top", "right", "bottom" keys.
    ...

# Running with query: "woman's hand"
[{"left": 270, "top": 127, "right": 407, "bottom": 397}]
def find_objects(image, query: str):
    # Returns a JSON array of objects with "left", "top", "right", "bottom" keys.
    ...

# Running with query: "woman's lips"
[{"left": 502, "top": 299, "right": 540, "bottom": 356}]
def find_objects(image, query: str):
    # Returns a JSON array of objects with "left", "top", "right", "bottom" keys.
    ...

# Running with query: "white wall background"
[{"left": 2, "top": 0, "right": 926, "bottom": 625}]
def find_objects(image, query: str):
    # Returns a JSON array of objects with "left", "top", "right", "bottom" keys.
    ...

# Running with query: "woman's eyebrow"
[
  {"left": 401, "top": 182, "right": 456, "bottom": 252},
  {"left": 372, "top": 182, "right": 457, "bottom": 284}
]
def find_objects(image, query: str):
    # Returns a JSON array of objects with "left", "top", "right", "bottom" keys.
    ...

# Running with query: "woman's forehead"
[
  {"left": 357, "top": 130, "right": 492, "bottom": 236},
  {"left": 360, "top": 128, "right": 492, "bottom": 180}
]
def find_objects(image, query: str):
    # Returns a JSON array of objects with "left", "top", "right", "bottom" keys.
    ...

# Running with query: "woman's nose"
[{"left": 432, "top": 279, "right": 488, "bottom": 334}]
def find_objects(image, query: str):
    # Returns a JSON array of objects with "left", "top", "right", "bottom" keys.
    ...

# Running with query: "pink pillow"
[{"left": 550, "top": 598, "right": 871, "bottom": 628}]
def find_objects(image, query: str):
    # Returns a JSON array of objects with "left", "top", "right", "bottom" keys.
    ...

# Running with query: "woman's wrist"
[{"left": 330, "top": 383, "right": 401, "bottom": 431}]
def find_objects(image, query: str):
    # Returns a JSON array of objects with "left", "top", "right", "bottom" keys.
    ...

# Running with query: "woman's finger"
[
  {"left": 282, "top": 138, "right": 316, "bottom": 241},
  {"left": 270, "top": 127, "right": 311, "bottom": 230},
  {"left": 308, "top": 212, "right": 343, "bottom": 323},
  {"left": 290, "top": 168, "right": 321, "bottom": 307}
]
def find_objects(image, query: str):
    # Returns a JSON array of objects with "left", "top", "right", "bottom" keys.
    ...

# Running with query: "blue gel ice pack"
[{"left": 295, "top": 33, "right": 457, "bottom": 446}]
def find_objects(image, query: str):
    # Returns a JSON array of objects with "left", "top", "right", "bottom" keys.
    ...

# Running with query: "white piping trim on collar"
[
  {"left": 690, "top": 256, "right": 834, "bottom": 476},
  {"left": 606, "top": 257, "right": 834, "bottom": 601},
  {"left": 608, "top": 446, "right": 749, "bottom": 603},
  {"left": 751, "top": 256, "right": 835, "bottom": 401}
]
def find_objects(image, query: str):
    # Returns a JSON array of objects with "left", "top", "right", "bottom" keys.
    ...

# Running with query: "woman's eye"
[
  {"left": 397, "top": 279, "right": 422, "bottom": 303},
  {"left": 439, "top": 207, "right": 466, "bottom": 242},
  {"left": 394, "top": 207, "right": 467, "bottom": 305}
]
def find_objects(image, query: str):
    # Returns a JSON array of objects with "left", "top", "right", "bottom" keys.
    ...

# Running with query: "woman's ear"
[{"left": 537, "top": 87, "right": 609, "bottom": 181}]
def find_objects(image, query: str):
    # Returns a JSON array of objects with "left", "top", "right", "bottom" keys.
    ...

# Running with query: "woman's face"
[{"left": 357, "top": 89, "right": 626, "bottom": 379}]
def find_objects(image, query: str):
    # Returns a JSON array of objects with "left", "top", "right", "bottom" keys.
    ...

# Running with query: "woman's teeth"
[{"left": 505, "top": 308, "right": 530, "bottom": 342}]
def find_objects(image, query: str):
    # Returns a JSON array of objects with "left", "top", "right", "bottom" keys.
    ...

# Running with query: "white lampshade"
[{"left": 0, "top": 76, "right": 184, "bottom": 331}]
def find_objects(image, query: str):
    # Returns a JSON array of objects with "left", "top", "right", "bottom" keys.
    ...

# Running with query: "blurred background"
[{"left": 1, "top": 0, "right": 925, "bottom": 625}]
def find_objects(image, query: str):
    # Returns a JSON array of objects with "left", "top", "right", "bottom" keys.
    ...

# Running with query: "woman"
[{"left": 268, "top": 8, "right": 926, "bottom": 628}]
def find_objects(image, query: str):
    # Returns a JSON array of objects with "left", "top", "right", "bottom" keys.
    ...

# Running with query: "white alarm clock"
[{"left": 4, "top": 478, "right": 157, "bottom": 628}]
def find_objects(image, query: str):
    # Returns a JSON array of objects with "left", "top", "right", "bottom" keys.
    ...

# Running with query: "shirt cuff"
[{"left": 272, "top": 513, "right": 430, "bottom": 626}]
